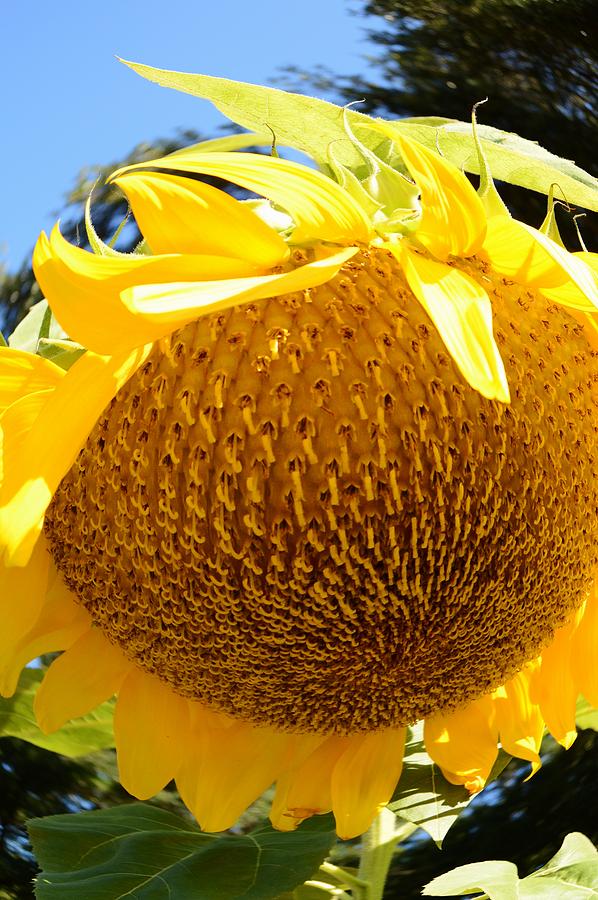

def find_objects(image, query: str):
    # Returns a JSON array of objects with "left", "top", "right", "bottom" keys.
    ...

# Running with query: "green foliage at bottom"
[
  {"left": 28, "top": 803, "right": 336, "bottom": 900},
  {"left": 423, "top": 831, "right": 598, "bottom": 898}
]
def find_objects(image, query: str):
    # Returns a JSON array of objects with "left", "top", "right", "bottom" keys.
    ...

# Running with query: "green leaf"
[
  {"left": 29, "top": 802, "right": 337, "bottom": 899},
  {"left": 423, "top": 833, "right": 598, "bottom": 899},
  {"left": 36, "top": 338, "right": 86, "bottom": 371},
  {"left": 0, "top": 330, "right": 8, "bottom": 347},
  {"left": 122, "top": 61, "right": 598, "bottom": 211},
  {"left": 423, "top": 860, "right": 520, "bottom": 898},
  {"left": 8, "top": 300, "right": 68, "bottom": 353},
  {"left": 576, "top": 696, "right": 598, "bottom": 732},
  {"left": 0, "top": 668, "right": 115, "bottom": 757},
  {"left": 389, "top": 722, "right": 511, "bottom": 847}
]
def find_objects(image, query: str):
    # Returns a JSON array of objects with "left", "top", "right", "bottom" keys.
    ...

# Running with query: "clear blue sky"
[{"left": 1, "top": 0, "right": 376, "bottom": 273}]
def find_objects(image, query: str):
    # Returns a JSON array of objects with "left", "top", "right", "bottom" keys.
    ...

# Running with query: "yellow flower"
[{"left": 1, "top": 128, "right": 597, "bottom": 841}]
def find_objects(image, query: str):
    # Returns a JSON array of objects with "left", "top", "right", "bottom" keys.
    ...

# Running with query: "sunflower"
[{"left": 0, "top": 112, "right": 597, "bottom": 841}]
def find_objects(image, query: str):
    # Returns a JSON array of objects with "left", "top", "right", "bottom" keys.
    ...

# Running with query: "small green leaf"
[
  {"left": 423, "top": 833, "right": 598, "bottom": 899},
  {"left": 29, "top": 803, "right": 337, "bottom": 899},
  {"left": 389, "top": 722, "right": 511, "bottom": 846},
  {"left": 8, "top": 301, "right": 68, "bottom": 353},
  {"left": 0, "top": 668, "right": 115, "bottom": 757},
  {"left": 0, "top": 330, "right": 8, "bottom": 347},
  {"left": 36, "top": 338, "right": 86, "bottom": 371},
  {"left": 423, "top": 860, "right": 520, "bottom": 899},
  {"left": 576, "top": 696, "right": 598, "bottom": 732},
  {"left": 121, "top": 61, "right": 598, "bottom": 211}
]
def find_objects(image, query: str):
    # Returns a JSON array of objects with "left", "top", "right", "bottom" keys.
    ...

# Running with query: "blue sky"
[{"left": 1, "top": 0, "right": 375, "bottom": 273}]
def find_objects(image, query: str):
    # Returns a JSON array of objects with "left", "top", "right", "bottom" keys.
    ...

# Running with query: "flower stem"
[{"left": 355, "top": 808, "right": 417, "bottom": 900}]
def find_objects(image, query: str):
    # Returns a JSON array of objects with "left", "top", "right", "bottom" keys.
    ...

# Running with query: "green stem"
[{"left": 356, "top": 808, "right": 417, "bottom": 900}]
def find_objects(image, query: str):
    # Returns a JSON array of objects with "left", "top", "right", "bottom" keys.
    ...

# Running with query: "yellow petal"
[
  {"left": 111, "top": 151, "right": 373, "bottom": 245},
  {"left": 177, "top": 711, "right": 294, "bottom": 833},
  {"left": 484, "top": 217, "right": 598, "bottom": 312},
  {"left": 331, "top": 728, "right": 406, "bottom": 840},
  {"left": 571, "top": 580, "right": 598, "bottom": 707},
  {"left": 121, "top": 247, "right": 359, "bottom": 330},
  {"left": 0, "top": 564, "right": 90, "bottom": 697},
  {"left": 392, "top": 133, "right": 487, "bottom": 259},
  {"left": 492, "top": 667, "right": 544, "bottom": 776},
  {"left": 0, "top": 345, "right": 151, "bottom": 567},
  {"left": 114, "top": 667, "right": 190, "bottom": 800},
  {"left": 270, "top": 735, "right": 348, "bottom": 832},
  {"left": 424, "top": 696, "right": 498, "bottom": 793},
  {"left": 35, "top": 628, "right": 133, "bottom": 733},
  {"left": 0, "top": 534, "right": 50, "bottom": 658},
  {"left": 113, "top": 170, "right": 289, "bottom": 267},
  {"left": 0, "top": 387, "right": 55, "bottom": 496},
  {"left": 390, "top": 243, "right": 510, "bottom": 402},
  {"left": 531, "top": 614, "right": 580, "bottom": 749},
  {"left": 33, "top": 226, "right": 265, "bottom": 355},
  {"left": 0, "top": 348, "right": 64, "bottom": 414}
]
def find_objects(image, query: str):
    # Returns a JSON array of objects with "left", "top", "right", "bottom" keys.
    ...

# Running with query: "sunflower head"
[{"left": 1, "top": 72, "right": 597, "bottom": 839}]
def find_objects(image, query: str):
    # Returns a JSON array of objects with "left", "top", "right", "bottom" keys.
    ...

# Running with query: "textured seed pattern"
[{"left": 45, "top": 247, "right": 598, "bottom": 733}]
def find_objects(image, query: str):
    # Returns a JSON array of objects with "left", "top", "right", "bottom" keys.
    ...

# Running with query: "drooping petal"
[
  {"left": 483, "top": 217, "right": 598, "bottom": 312},
  {"left": 0, "top": 534, "right": 50, "bottom": 658},
  {"left": 390, "top": 133, "right": 487, "bottom": 259},
  {"left": 0, "top": 348, "right": 64, "bottom": 414},
  {"left": 530, "top": 613, "right": 580, "bottom": 749},
  {"left": 111, "top": 151, "right": 374, "bottom": 245},
  {"left": 33, "top": 226, "right": 265, "bottom": 355},
  {"left": 0, "top": 565, "right": 90, "bottom": 697},
  {"left": 120, "top": 247, "right": 359, "bottom": 330},
  {"left": 270, "top": 735, "right": 347, "bottom": 831},
  {"left": 389, "top": 242, "right": 510, "bottom": 402},
  {"left": 424, "top": 696, "right": 498, "bottom": 793},
  {"left": 114, "top": 667, "right": 191, "bottom": 800},
  {"left": 113, "top": 170, "right": 289, "bottom": 266},
  {"left": 571, "top": 580, "right": 598, "bottom": 707},
  {"left": 492, "top": 666, "right": 544, "bottom": 776},
  {"left": 331, "top": 728, "right": 406, "bottom": 840},
  {"left": 35, "top": 628, "right": 133, "bottom": 733},
  {"left": 177, "top": 710, "right": 295, "bottom": 833},
  {"left": 0, "top": 345, "right": 151, "bottom": 567}
]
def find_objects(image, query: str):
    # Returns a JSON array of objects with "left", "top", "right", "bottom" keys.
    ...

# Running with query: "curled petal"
[
  {"left": 484, "top": 217, "right": 598, "bottom": 312},
  {"left": 113, "top": 170, "right": 288, "bottom": 266},
  {"left": 0, "top": 348, "right": 64, "bottom": 414},
  {"left": 382, "top": 131, "right": 487, "bottom": 259},
  {"left": 111, "top": 151, "right": 374, "bottom": 245}
]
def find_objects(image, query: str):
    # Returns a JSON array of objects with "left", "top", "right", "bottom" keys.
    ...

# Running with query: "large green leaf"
[
  {"left": 0, "top": 668, "right": 115, "bottom": 757},
  {"left": 423, "top": 832, "right": 598, "bottom": 898},
  {"left": 388, "top": 722, "right": 510, "bottom": 847},
  {"left": 121, "top": 61, "right": 598, "bottom": 211},
  {"left": 29, "top": 803, "right": 337, "bottom": 899}
]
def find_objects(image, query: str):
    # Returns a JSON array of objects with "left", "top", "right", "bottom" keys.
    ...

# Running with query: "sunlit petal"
[
  {"left": 492, "top": 666, "right": 544, "bottom": 776},
  {"left": 120, "top": 247, "right": 359, "bottom": 329},
  {"left": 391, "top": 133, "right": 486, "bottom": 259},
  {"left": 484, "top": 217, "right": 598, "bottom": 312},
  {"left": 0, "top": 346, "right": 151, "bottom": 567},
  {"left": 113, "top": 170, "right": 288, "bottom": 266},
  {"left": 33, "top": 226, "right": 264, "bottom": 354},
  {"left": 0, "top": 348, "right": 64, "bottom": 414},
  {"left": 389, "top": 243, "right": 510, "bottom": 402},
  {"left": 424, "top": 696, "right": 498, "bottom": 793},
  {"left": 111, "top": 150, "right": 374, "bottom": 244}
]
